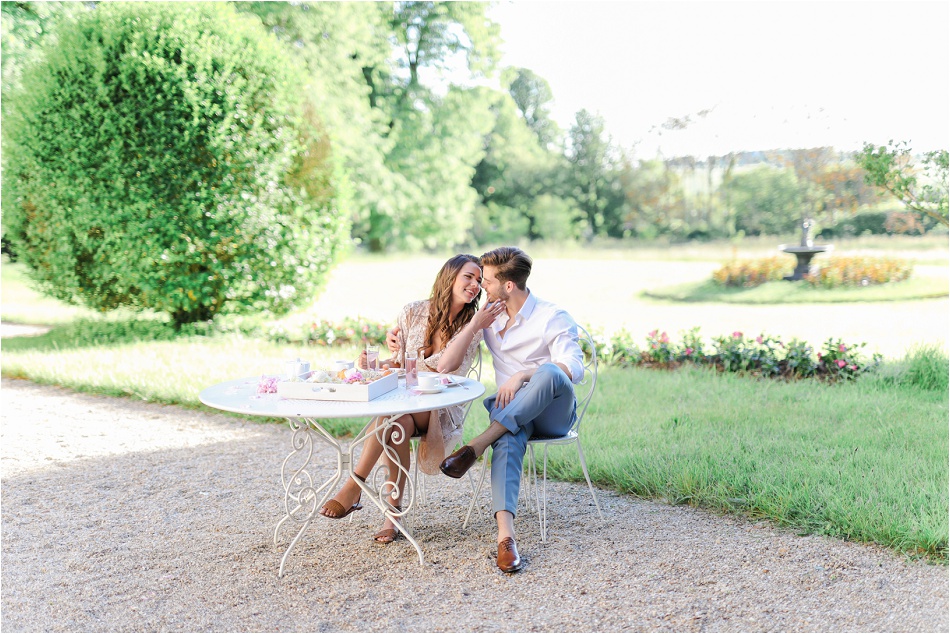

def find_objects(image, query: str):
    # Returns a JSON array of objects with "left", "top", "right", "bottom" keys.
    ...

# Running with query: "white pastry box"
[{"left": 277, "top": 370, "right": 398, "bottom": 402}]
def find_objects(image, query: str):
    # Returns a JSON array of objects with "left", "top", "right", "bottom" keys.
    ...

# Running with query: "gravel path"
[{"left": 2, "top": 378, "right": 947, "bottom": 632}]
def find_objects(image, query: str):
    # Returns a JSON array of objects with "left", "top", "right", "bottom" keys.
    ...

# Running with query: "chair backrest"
[
  {"left": 569, "top": 324, "right": 598, "bottom": 435},
  {"left": 458, "top": 344, "right": 483, "bottom": 423}
]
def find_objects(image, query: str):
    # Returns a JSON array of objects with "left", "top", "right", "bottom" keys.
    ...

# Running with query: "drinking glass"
[
  {"left": 405, "top": 350, "right": 418, "bottom": 388},
  {"left": 366, "top": 345, "right": 380, "bottom": 370}
]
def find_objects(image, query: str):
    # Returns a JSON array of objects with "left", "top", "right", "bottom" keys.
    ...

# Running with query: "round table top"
[{"left": 199, "top": 375, "right": 485, "bottom": 419}]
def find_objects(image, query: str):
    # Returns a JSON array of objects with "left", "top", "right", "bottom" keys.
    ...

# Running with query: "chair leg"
[
  {"left": 463, "top": 450, "right": 490, "bottom": 529},
  {"left": 540, "top": 444, "right": 551, "bottom": 542},
  {"left": 523, "top": 445, "right": 536, "bottom": 513},
  {"left": 575, "top": 439, "right": 603, "bottom": 519}
]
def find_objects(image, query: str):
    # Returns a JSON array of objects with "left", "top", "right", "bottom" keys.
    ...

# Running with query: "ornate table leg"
[
  {"left": 350, "top": 414, "right": 423, "bottom": 564},
  {"left": 273, "top": 415, "right": 423, "bottom": 578}
]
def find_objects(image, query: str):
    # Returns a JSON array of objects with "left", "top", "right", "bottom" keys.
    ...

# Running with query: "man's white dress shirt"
[{"left": 483, "top": 291, "right": 584, "bottom": 387}]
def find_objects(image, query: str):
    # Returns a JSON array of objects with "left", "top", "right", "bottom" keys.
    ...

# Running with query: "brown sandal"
[
  {"left": 319, "top": 475, "right": 364, "bottom": 519},
  {"left": 373, "top": 504, "right": 403, "bottom": 544},
  {"left": 373, "top": 528, "right": 402, "bottom": 544}
]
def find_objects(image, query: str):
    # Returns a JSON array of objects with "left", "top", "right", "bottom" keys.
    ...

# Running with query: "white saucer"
[{"left": 413, "top": 386, "right": 444, "bottom": 394}]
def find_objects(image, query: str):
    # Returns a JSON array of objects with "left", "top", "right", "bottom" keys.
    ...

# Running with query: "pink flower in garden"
[
  {"left": 362, "top": 325, "right": 369, "bottom": 333},
  {"left": 685, "top": 347, "right": 694, "bottom": 356},
  {"left": 659, "top": 332, "right": 669, "bottom": 344},
  {"left": 850, "top": 365, "right": 858, "bottom": 370},
  {"left": 836, "top": 359, "right": 846, "bottom": 368},
  {"left": 649, "top": 329, "right": 658, "bottom": 338},
  {"left": 756, "top": 336, "right": 763, "bottom": 344},
  {"left": 732, "top": 331, "right": 743, "bottom": 339},
  {"left": 838, "top": 344, "right": 847, "bottom": 352},
  {"left": 817, "top": 353, "right": 822, "bottom": 359}
]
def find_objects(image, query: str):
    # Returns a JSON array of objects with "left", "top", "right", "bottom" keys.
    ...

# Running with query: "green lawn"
[{"left": 643, "top": 276, "right": 949, "bottom": 304}]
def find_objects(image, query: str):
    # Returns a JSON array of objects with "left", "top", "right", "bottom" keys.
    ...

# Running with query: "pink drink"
[
  {"left": 366, "top": 347, "right": 379, "bottom": 370},
  {"left": 405, "top": 353, "right": 418, "bottom": 388}
]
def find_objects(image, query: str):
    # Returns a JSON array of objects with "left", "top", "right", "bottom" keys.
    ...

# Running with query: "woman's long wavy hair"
[{"left": 424, "top": 254, "right": 482, "bottom": 352}]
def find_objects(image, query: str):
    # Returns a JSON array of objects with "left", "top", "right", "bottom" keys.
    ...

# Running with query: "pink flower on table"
[
  {"left": 732, "top": 331, "right": 743, "bottom": 339},
  {"left": 838, "top": 344, "right": 847, "bottom": 352},
  {"left": 836, "top": 359, "right": 846, "bottom": 368}
]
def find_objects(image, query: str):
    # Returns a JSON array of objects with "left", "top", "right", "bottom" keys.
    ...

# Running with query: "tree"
[
  {"left": 3, "top": 2, "right": 349, "bottom": 325},
  {"left": 471, "top": 90, "right": 573, "bottom": 242},
  {"left": 507, "top": 67, "right": 558, "bottom": 148},
  {"left": 725, "top": 166, "right": 804, "bottom": 236},
  {"left": 620, "top": 159, "right": 686, "bottom": 239},
  {"left": 241, "top": 1, "right": 502, "bottom": 251},
  {"left": 856, "top": 141, "right": 949, "bottom": 227},
  {"left": 567, "top": 109, "right": 625, "bottom": 237}
]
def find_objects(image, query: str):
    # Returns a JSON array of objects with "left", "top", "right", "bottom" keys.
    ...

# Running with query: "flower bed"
[
  {"left": 276, "top": 317, "right": 881, "bottom": 383},
  {"left": 712, "top": 255, "right": 913, "bottom": 289}
]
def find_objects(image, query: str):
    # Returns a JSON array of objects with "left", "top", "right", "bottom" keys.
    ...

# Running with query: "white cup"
[
  {"left": 418, "top": 373, "right": 441, "bottom": 389},
  {"left": 332, "top": 360, "right": 353, "bottom": 373}
]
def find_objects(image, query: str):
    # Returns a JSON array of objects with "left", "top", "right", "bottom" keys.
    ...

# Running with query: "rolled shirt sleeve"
[{"left": 547, "top": 311, "right": 585, "bottom": 384}]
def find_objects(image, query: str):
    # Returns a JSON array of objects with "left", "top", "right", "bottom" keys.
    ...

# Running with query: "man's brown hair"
[{"left": 479, "top": 247, "right": 532, "bottom": 290}]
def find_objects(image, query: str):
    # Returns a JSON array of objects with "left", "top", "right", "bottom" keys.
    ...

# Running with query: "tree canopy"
[{"left": 3, "top": 2, "right": 349, "bottom": 324}]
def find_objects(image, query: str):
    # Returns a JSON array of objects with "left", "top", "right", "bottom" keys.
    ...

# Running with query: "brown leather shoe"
[
  {"left": 439, "top": 445, "right": 477, "bottom": 479},
  {"left": 496, "top": 537, "right": 524, "bottom": 573}
]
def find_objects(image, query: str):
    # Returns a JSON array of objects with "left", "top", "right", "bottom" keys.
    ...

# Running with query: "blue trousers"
[{"left": 483, "top": 363, "right": 576, "bottom": 517}]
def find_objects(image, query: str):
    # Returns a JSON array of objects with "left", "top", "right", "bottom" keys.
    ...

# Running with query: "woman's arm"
[{"left": 437, "top": 301, "right": 504, "bottom": 373}]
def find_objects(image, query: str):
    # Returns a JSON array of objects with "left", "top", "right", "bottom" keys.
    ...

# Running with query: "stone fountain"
[{"left": 779, "top": 219, "right": 833, "bottom": 281}]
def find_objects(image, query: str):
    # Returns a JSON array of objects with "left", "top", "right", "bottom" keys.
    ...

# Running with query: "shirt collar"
[
  {"left": 520, "top": 290, "right": 537, "bottom": 320},
  {"left": 490, "top": 290, "right": 536, "bottom": 334}
]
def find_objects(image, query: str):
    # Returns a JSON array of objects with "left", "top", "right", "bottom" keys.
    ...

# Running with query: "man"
[{"left": 438, "top": 246, "right": 584, "bottom": 573}]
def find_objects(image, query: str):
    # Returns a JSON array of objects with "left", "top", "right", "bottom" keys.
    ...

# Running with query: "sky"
[{"left": 486, "top": 0, "right": 950, "bottom": 159}]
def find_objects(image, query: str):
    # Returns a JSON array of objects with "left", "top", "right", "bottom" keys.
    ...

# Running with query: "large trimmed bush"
[{"left": 2, "top": 2, "right": 349, "bottom": 325}]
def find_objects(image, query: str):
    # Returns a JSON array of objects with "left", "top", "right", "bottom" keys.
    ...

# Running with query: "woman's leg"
[
  {"left": 320, "top": 415, "right": 389, "bottom": 517},
  {"left": 374, "top": 410, "right": 431, "bottom": 539}
]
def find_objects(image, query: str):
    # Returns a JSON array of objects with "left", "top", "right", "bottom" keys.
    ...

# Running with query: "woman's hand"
[
  {"left": 386, "top": 326, "right": 401, "bottom": 355},
  {"left": 357, "top": 350, "right": 368, "bottom": 370},
  {"left": 471, "top": 300, "right": 506, "bottom": 331}
]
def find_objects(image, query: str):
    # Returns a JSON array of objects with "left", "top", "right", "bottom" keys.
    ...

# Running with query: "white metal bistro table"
[{"left": 199, "top": 375, "right": 485, "bottom": 577}]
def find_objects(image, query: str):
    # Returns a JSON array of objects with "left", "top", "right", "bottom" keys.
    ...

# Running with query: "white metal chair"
[{"left": 463, "top": 325, "right": 603, "bottom": 541}]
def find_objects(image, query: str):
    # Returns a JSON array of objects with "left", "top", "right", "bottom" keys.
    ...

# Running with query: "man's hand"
[
  {"left": 386, "top": 326, "right": 400, "bottom": 355},
  {"left": 495, "top": 371, "right": 525, "bottom": 409}
]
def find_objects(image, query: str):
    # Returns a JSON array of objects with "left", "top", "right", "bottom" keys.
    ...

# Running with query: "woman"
[{"left": 318, "top": 254, "right": 506, "bottom": 543}]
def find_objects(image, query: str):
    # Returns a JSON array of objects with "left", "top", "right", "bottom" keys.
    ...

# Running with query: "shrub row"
[
  {"left": 713, "top": 255, "right": 913, "bottom": 288},
  {"left": 711, "top": 256, "right": 789, "bottom": 287},
  {"left": 802, "top": 256, "right": 912, "bottom": 287}
]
